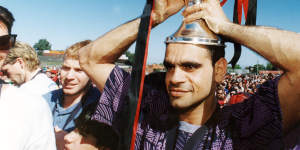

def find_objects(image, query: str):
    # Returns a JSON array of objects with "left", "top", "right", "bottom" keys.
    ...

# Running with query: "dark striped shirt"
[{"left": 91, "top": 66, "right": 283, "bottom": 149}]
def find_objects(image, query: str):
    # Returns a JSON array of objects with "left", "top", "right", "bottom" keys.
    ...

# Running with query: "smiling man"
[
  {"left": 44, "top": 40, "right": 101, "bottom": 150},
  {"left": 78, "top": 0, "right": 300, "bottom": 149}
]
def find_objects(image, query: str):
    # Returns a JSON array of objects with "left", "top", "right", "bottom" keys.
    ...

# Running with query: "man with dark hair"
[
  {"left": 79, "top": 0, "right": 300, "bottom": 149},
  {"left": 0, "top": 5, "right": 16, "bottom": 84},
  {"left": 0, "top": 6, "right": 14, "bottom": 34},
  {"left": 0, "top": 5, "right": 56, "bottom": 150}
]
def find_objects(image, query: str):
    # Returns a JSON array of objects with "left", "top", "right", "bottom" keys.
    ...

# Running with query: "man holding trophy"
[{"left": 78, "top": 0, "right": 300, "bottom": 149}]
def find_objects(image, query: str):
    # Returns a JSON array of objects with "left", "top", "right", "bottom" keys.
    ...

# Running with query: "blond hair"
[
  {"left": 64, "top": 40, "right": 91, "bottom": 60},
  {"left": 5, "top": 41, "right": 40, "bottom": 71}
]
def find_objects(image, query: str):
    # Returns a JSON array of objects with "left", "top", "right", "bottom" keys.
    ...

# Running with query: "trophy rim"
[{"left": 165, "top": 36, "right": 225, "bottom": 47}]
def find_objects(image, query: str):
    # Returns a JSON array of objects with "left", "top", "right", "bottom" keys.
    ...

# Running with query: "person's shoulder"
[
  {"left": 230, "top": 78, "right": 281, "bottom": 112},
  {"left": 223, "top": 78, "right": 282, "bottom": 146},
  {"left": 42, "top": 88, "right": 62, "bottom": 105},
  {"left": 103, "top": 65, "right": 131, "bottom": 91},
  {"left": 20, "top": 73, "right": 58, "bottom": 93},
  {"left": 4, "top": 87, "right": 50, "bottom": 110},
  {"left": 85, "top": 85, "right": 101, "bottom": 105},
  {"left": 145, "top": 71, "right": 166, "bottom": 89},
  {"left": 36, "top": 73, "right": 58, "bottom": 90},
  {"left": 39, "top": 73, "right": 55, "bottom": 82},
  {"left": 111, "top": 65, "right": 131, "bottom": 79},
  {"left": 248, "top": 77, "right": 280, "bottom": 104},
  {"left": 1, "top": 85, "right": 20, "bottom": 101},
  {"left": 143, "top": 71, "right": 168, "bottom": 99},
  {"left": 2, "top": 84, "right": 18, "bottom": 93},
  {"left": 29, "top": 95, "right": 51, "bottom": 110},
  {"left": 223, "top": 77, "right": 281, "bottom": 116},
  {"left": 89, "top": 85, "right": 101, "bottom": 94}
]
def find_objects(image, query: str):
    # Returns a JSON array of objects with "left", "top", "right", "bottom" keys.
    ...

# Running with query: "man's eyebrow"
[
  {"left": 179, "top": 61, "right": 202, "bottom": 67},
  {"left": 163, "top": 60, "right": 173, "bottom": 66},
  {"left": 163, "top": 60, "right": 202, "bottom": 67},
  {"left": 61, "top": 64, "right": 69, "bottom": 68}
]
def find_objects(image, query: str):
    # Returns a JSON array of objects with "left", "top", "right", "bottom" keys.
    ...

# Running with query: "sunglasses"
[{"left": 0, "top": 34, "right": 17, "bottom": 50}]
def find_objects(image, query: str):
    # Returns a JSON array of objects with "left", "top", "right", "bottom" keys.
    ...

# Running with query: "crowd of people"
[
  {"left": 216, "top": 73, "right": 281, "bottom": 107},
  {"left": 0, "top": 0, "right": 300, "bottom": 150}
]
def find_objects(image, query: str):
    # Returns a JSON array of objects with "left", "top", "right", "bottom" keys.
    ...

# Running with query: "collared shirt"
[
  {"left": 91, "top": 66, "right": 283, "bottom": 150},
  {"left": 20, "top": 69, "right": 58, "bottom": 97},
  {"left": 44, "top": 85, "right": 101, "bottom": 132}
]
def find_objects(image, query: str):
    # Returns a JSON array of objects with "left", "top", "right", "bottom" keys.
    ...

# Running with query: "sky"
[{"left": 1, "top": 0, "right": 300, "bottom": 67}]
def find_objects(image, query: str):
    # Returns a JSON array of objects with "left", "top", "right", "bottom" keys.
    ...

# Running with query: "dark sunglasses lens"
[
  {"left": 0, "top": 35, "right": 16, "bottom": 50},
  {"left": 0, "top": 35, "right": 10, "bottom": 50},
  {"left": 9, "top": 35, "right": 16, "bottom": 47}
]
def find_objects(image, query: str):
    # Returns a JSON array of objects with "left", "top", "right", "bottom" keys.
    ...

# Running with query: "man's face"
[
  {"left": 216, "top": 89, "right": 225, "bottom": 100},
  {"left": 2, "top": 59, "right": 25, "bottom": 85},
  {"left": 64, "top": 128, "right": 99, "bottom": 150},
  {"left": 164, "top": 43, "right": 215, "bottom": 109},
  {"left": 60, "top": 58, "right": 90, "bottom": 96},
  {"left": 230, "top": 90, "right": 236, "bottom": 96},
  {"left": 45, "top": 71, "right": 51, "bottom": 78}
]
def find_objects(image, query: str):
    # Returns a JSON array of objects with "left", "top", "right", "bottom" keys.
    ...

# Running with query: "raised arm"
[
  {"left": 183, "top": 0, "right": 300, "bottom": 133},
  {"left": 79, "top": 0, "right": 184, "bottom": 92},
  {"left": 79, "top": 18, "right": 140, "bottom": 92}
]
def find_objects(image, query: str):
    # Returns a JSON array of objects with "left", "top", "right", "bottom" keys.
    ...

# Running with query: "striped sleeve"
[{"left": 91, "top": 66, "right": 131, "bottom": 126}]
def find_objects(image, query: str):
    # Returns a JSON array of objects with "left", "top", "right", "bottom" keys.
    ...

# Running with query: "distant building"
[
  {"left": 116, "top": 54, "right": 132, "bottom": 72},
  {"left": 43, "top": 50, "right": 64, "bottom": 57},
  {"left": 146, "top": 64, "right": 165, "bottom": 74},
  {"left": 259, "top": 70, "right": 283, "bottom": 75},
  {"left": 39, "top": 50, "right": 65, "bottom": 67}
]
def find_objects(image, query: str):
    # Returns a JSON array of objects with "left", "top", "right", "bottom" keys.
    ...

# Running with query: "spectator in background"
[
  {"left": 45, "top": 68, "right": 60, "bottom": 86},
  {"left": 237, "top": 82, "right": 244, "bottom": 93},
  {"left": 50, "top": 69, "right": 60, "bottom": 85},
  {"left": 216, "top": 88, "right": 226, "bottom": 107},
  {"left": 2, "top": 41, "right": 58, "bottom": 96},
  {"left": 45, "top": 69, "right": 52, "bottom": 78},
  {"left": 43, "top": 40, "right": 101, "bottom": 150}
]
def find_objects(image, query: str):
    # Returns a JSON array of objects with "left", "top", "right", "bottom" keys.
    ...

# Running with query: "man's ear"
[
  {"left": 15, "top": 57, "right": 25, "bottom": 69},
  {"left": 214, "top": 57, "right": 227, "bottom": 83}
]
